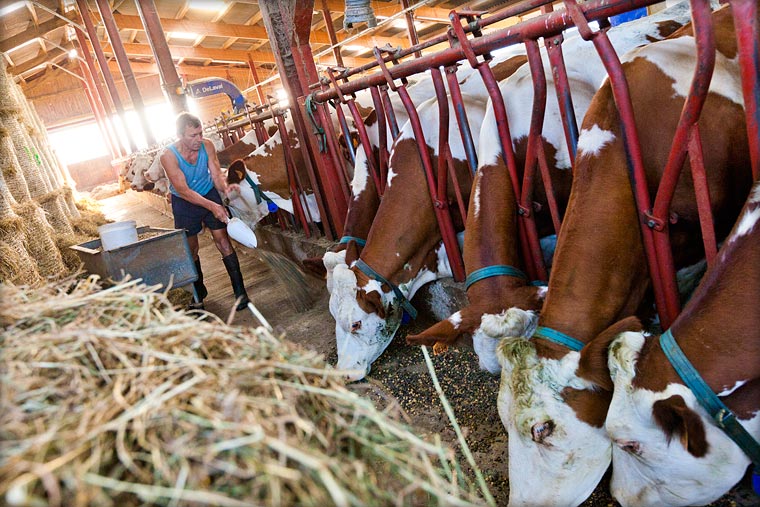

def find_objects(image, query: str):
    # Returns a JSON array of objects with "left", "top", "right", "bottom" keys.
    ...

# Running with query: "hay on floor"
[{"left": 0, "top": 276, "right": 485, "bottom": 507}]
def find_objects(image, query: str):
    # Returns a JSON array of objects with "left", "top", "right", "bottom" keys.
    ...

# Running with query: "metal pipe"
[
  {"left": 320, "top": 0, "right": 345, "bottom": 69},
  {"left": 73, "top": 27, "right": 124, "bottom": 157},
  {"left": 75, "top": 0, "right": 137, "bottom": 152},
  {"left": 312, "top": 0, "right": 663, "bottom": 101},
  {"left": 546, "top": 33, "right": 579, "bottom": 167},
  {"left": 73, "top": 55, "right": 120, "bottom": 158},
  {"left": 401, "top": 0, "right": 422, "bottom": 58},
  {"left": 247, "top": 55, "right": 267, "bottom": 104},
  {"left": 730, "top": 0, "right": 760, "bottom": 180},
  {"left": 94, "top": 0, "right": 156, "bottom": 146},
  {"left": 445, "top": 64, "right": 477, "bottom": 175},
  {"left": 134, "top": 0, "right": 188, "bottom": 115}
]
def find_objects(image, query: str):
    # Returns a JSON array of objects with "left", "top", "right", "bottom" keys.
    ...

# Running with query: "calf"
[
  {"left": 493, "top": 6, "right": 752, "bottom": 506},
  {"left": 605, "top": 178, "right": 760, "bottom": 507}
]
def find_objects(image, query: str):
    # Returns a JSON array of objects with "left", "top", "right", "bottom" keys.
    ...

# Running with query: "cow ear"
[
  {"left": 345, "top": 239, "right": 361, "bottom": 265},
  {"left": 357, "top": 289, "right": 386, "bottom": 319},
  {"left": 407, "top": 319, "right": 460, "bottom": 348},
  {"left": 652, "top": 394, "right": 709, "bottom": 457},
  {"left": 577, "top": 316, "right": 643, "bottom": 391},
  {"left": 228, "top": 160, "right": 246, "bottom": 184}
]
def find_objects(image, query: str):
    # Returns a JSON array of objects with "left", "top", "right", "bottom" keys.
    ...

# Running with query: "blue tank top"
[{"left": 167, "top": 142, "right": 214, "bottom": 197}]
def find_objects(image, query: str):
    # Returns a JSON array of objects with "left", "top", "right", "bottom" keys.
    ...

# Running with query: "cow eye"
[
  {"left": 351, "top": 321, "right": 362, "bottom": 332},
  {"left": 531, "top": 420, "right": 555, "bottom": 444},
  {"left": 616, "top": 440, "right": 641, "bottom": 455}
]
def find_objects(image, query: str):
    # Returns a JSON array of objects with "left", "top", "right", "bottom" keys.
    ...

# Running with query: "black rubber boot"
[
  {"left": 222, "top": 251, "right": 250, "bottom": 311},
  {"left": 189, "top": 258, "right": 208, "bottom": 310}
]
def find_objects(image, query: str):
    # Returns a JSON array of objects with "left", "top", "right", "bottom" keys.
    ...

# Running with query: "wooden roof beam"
[
  {"left": 320, "top": 0, "right": 451, "bottom": 22},
  {"left": 110, "top": 14, "right": 408, "bottom": 51},
  {"left": 0, "top": 14, "right": 71, "bottom": 53}
]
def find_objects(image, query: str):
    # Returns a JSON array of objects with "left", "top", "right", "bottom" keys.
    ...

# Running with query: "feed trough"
[{"left": 70, "top": 226, "right": 199, "bottom": 299}]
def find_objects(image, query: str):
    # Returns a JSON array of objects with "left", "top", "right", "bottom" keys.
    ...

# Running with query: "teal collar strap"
[
  {"left": 660, "top": 329, "right": 760, "bottom": 488},
  {"left": 243, "top": 173, "right": 274, "bottom": 205},
  {"left": 354, "top": 259, "right": 417, "bottom": 320},
  {"left": 532, "top": 326, "right": 585, "bottom": 351},
  {"left": 465, "top": 265, "right": 527, "bottom": 290},
  {"left": 339, "top": 236, "right": 366, "bottom": 247}
]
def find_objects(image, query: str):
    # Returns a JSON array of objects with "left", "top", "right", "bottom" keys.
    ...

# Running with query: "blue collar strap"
[
  {"left": 465, "top": 265, "right": 527, "bottom": 290},
  {"left": 660, "top": 329, "right": 760, "bottom": 494},
  {"left": 339, "top": 236, "right": 366, "bottom": 247},
  {"left": 243, "top": 173, "right": 274, "bottom": 205},
  {"left": 532, "top": 326, "right": 585, "bottom": 351},
  {"left": 354, "top": 258, "right": 417, "bottom": 320}
]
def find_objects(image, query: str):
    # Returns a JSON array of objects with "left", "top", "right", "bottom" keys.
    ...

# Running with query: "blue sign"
[{"left": 186, "top": 77, "right": 247, "bottom": 113}]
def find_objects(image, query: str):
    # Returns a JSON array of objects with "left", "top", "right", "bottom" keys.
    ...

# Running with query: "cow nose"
[{"left": 531, "top": 420, "right": 555, "bottom": 443}]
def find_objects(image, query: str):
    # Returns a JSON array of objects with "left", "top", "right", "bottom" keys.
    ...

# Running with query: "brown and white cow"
[
  {"left": 407, "top": 0, "right": 694, "bottom": 370},
  {"left": 327, "top": 45, "right": 531, "bottom": 379},
  {"left": 217, "top": 119, "right": 278, "bottom": 168},
  {"left": 491, "top": 6, "right": 752, "bottom": 506},
  {"left": 604, "top": 178, "right": 759, "bottom": 507}
]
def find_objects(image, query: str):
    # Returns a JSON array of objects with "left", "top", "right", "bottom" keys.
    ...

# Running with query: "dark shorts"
[{"left": 171, "top": 187, "right": 226, "bottom": 236}]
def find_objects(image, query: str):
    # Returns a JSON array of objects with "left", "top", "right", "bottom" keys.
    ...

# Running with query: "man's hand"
[
  {"left": 226, "top": 183, "right": 241, "bottom": 196},
  {"left": 212, "top": 202, "right": 230, "bottom": 224}
]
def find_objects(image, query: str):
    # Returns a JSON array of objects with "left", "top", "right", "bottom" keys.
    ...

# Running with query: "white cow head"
[
  {"left": 328, "top": 263, "right": 403, "bottom": 381},
  {"left": 128, "top": 153, "right": 155, "bottom": 191},
  {"left": 495, "top": 308, "right": 613, "bottom": 507},
  {"left": 606, "top": 331, "right": 758, "bottom": 507},
  {"left": 145, "top": 151, "right": 166, "bottom": 183},
  {"left": 323, "top": 250, "right": 347, "bottom": 295}
]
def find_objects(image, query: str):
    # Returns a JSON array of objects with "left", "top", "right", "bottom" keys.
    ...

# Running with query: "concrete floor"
[{"left": 98, "top": 191, "right": 332, "bottom": 349}]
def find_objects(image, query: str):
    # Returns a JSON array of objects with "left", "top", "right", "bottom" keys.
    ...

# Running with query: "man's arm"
[
  {"left": 160, "top": 148, "right": 229, "bottom": 223},
  {"left": 204, "top": 139, "right": 239, "bottom": 196}
]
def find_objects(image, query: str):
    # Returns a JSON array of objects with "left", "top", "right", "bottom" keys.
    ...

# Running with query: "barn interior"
[{"left": 1, "top": 0, "right": 758, "bottom": 506}]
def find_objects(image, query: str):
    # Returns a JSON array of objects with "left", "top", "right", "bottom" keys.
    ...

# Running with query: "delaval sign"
[{"left": 186, "top": 78, "right": 247, "bottom": 113}]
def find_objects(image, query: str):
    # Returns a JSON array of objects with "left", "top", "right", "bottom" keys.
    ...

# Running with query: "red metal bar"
[
  {"left": 316, "top": 0, "right": 557, "bottom": 85},
  {"left": 76, "top": 61, "right": 117, "bottom": 159},
  {"left": 332, "top": 98, "right": 356, "bottom": 165},
  {"left": 401, "top": 0, "right": 422, "bottom": 58},
  {"left": 546, "top": 33, "right": 579, "bottom": 167},
  {"left": 273, "top": 110, "right": 311, "bottom": 237},
  {"left": 316, "top": 101, "right": 352, "bottom": 203},
  {"left": 247, "top": 55, "right": 267, "bottom": 104},
  {"left": 687, "top": 128, "right": 718, "bottom": 265},
  {"left": 94, "top": 0, "right": 156, "bottom": 146},
  {"left": 327, "top": 68, "right": 384, "bottom": 196},
  {"left": 312, "top": 0, "right": 664, "bottom": 99},
  {"left": 395, "top": 73, "right": 466, "bottom": 282},
  {"left": 562, "top": 0, "right": 676, "bottom": 327},
  {"left": 730, "top": 0, "right": 760, "bottom": 180},
  {"left": 445, "top": 64, "right": 478, "bottom": 175},
  {"left": 449, "top": 10, "right": 537, "bottom": 279},
  {"left": 75, "top": 0, "right": 137, "bottom": 152},
  {"left": 378, "top": 85, "right": 400, "bottom": 139},
  {"left": 369, "top": 86, "right": 389, "bottom": 185},
  {"left": 73, "top": 26, "right": 125, "bottom": 157},
  {"left": 320, "top": 0, "right": 345, "bottom": 69},
  {"left": 134, "top": 0, "right": 188, "bottom": 115}
]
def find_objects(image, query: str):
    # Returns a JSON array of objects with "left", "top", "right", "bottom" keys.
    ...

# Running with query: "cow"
[
  {"left": 216, "top": 119, "right": 278, "bottom": 168},
  {"left": 326, "top": 44, "right": 534, "bottom": 379},
  {"left": 407, "top": 0, "right": 695, "bottom": 366},
  {"left": 603, "top": 179, "right": 759, "bottom": 507},
  {"left": 489, "top": 6, "right": 752, "bottom": 506}
]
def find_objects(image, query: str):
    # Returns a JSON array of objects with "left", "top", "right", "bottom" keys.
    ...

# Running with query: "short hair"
[{"left": 176, "top": 112, "right": 202, "bottom": 137}]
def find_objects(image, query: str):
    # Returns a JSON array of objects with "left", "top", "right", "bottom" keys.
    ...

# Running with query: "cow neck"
[
  {"left": 643, "top": 200, "right": 760, "bottom": 399},
  {"left": 535, "top": 100, "right": 649, "bottom": 359}
]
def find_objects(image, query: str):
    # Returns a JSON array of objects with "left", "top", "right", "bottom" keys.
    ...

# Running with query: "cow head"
[
  {"left": 127, "top": 153, "right": 155, "bottom": 191},
  {"left": 496, "top": 313, "right": 641, "bottom": 506},
  {"left": 606, "top": 331, "right": 756, "bottom": 507}
]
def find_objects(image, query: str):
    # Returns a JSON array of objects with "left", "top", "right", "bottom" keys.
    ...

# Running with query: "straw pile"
[{"left": 0, "top": 276, "right": 486, "bottom": 507}]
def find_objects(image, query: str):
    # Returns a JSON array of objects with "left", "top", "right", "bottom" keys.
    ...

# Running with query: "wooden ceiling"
[{"left": 0, "top": 0, "right": 516, "bottom": 87}]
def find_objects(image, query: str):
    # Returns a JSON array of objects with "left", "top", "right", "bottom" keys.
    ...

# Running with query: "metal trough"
[{"left": 70, "top": 226, "right": 198, "bottom": 295}]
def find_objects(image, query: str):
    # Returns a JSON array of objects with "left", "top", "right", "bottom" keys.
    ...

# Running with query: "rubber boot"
[
  {"left": 189, "top": 258, "right": 208, "bottom": 310},
  {"left": 222, "top": 251, "right": 250, "bottom": 311}
]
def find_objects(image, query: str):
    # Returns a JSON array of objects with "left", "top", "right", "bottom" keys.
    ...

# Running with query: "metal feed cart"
[{"left": 70, "top": 226, "right": 201, "bottom": 303}]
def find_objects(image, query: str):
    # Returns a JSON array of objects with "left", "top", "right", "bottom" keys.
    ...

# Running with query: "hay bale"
[
  {"left": 37, "top": 189, "right": 74, "bottom": 236},
  {"left": 0, "top": 130, "right": 31, "bottom": 203},
  {"left": 12, "top": 200, "right": 67, "bottom": 277},
  {"left": 0, "top": 60, "right": 19, "bottom": 115},
  {"left": 0, "top": 217, "right": 42, "bottom": 285},
  {"left": 0, "top": 277, "right": 486, "bottom": 507},
  {"left": 3, "top": 114, "right": 49, "bottom": 198}
]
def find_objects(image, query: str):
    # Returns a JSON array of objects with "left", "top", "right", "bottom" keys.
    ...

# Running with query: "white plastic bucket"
[{"left": 98, "top": 220, "right": 138, "bottom": 251}]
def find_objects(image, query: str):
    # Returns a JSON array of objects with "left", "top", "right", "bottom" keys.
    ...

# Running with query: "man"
[{"left": 161, "top": 112, "right": 249, "bottom": 311}]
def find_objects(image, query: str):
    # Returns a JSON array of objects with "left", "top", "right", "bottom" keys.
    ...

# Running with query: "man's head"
[{"left": 176, "top": 112, "right": 203, "bottom": 151}]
